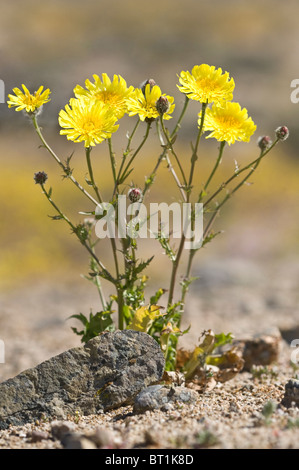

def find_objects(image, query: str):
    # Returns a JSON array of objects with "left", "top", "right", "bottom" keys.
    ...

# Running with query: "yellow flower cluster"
[
  {"left": 178, "top": 64, "right": 256, "bottom": 145},
  {"left": 7, "top": 85, "right": 51, "bottom": 113},
  {"left": 7, "top": 64, "right": 256, "bottom": 147}
]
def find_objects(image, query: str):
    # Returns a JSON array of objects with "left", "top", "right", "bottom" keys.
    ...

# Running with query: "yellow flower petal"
[
  {"left": 74, "top": 73, "right": 134, "bottom": 119},
  {"left": 126, "top": 84, "right": 175, "bottom": 121},
  {"left": 200, "top": 102, "right": 256, "bottom": 145},
  {"left": 7, "top": 85, "right": 51, "bottom": 113},
  {"left": 178, "top": 64, "right": 234, "bottom": 104},
  {"left": 58, "top": 97, "right": 119, "bottom": 147}
]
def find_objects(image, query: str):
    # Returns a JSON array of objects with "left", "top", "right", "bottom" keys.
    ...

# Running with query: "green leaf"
[
  {"left": 202, "top": 231, "right": 222, "bottom": 247},
  {"left": 128, "top": 305, "right": 164, "bottom": 333},
  {"left": 134, "top": 255, "right": 154, "bottom": 275},
  {"left": 150, "top": 288, "right": 166, "bottom": 306},
  {"left": 69, "top": 312, "right": 89, "bottom": 326},
  {"left": 69, "top": 310, "right": 114, "bottom": 343},
  {"left": 48, "top": 214, "right": 63, "bottom": 220},
  {"left": 214, "top": 332, "right": 234, "bottom": 349}
]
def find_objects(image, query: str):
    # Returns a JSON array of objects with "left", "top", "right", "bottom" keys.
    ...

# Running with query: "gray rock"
[
  {"left": 0, "top": 330, "right": 165, "bottom": 429},
  {"left": 281, "top": 379, "right": 299, "bottom": 408},
  {"left": 133, "top": 385, "right": 198, "bottom": 413}
]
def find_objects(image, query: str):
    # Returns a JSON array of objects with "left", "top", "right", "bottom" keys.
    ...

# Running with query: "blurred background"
[{"left": 0, "top": 0, "right": 299, "bottom": 379}]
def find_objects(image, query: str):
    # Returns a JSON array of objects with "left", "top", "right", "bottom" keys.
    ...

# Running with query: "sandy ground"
[{"left": 0, "top": 256, "right": 299, "bottom": 449}]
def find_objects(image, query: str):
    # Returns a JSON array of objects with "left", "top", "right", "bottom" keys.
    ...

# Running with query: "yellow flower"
[
  {"left": 200, "top": 102, "right": 256, "bottom": 145},
  {"left": 58, "top": 97, "right": 119, "bottom": 147},
  {"left": 7, "top": 85, "right": 51, "bottom": 113},
  {"left": 177, "top": 64, "right": 234, "bottom": 104},
  {"left": 126, "top": 84, "right": 175, "bottom": 121},
  {"left": 74, "top": 73, "right": 134, "bottom": 119}
]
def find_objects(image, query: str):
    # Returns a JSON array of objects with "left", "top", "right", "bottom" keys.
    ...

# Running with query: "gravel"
[{"left": 1, "top": 257, "right": 299, "bottom": 449}]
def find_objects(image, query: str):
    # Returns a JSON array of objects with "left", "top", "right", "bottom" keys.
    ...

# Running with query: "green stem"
[
  {"left": 32, "top": 115, "right": 98, "bottom": 206},
  {"left": 167, "top": 233, "right": 185, "bottom": 307},
  {"left": 156, "top": 120, "right": 187, "bottom": 202},
  {"left": 113, "top": 118, "right": 141, "bottom": 197},
  {"left": 142, "top": 97, "right": 190, "bottom": 200},
  {"left": 203, "top": 152, "right": 265, "bottom": 239},
  {"left": 167, "top": 102, "right": 207, "bottom": 307},
  {"left": 90, "top": 246, "right": 107, "bottom": 310},
  {"left": 188, "top": 101, "right": 207, "bottom": 189},
  {"left": 170, "top": 95, "right": 189, "bottom": 139},
  {"left": 203, "top": 139, "right": 279, "bottom": 209},
  {"left": 86, "top": 147, "right": 120, "bottom": 282},
  {"left": 204, "top": 141, "right": 226, "bottom": 192},
  {"left": 117, "top": 286, "right": 124, "bottom": 330},
  {"left": 108, "top": 137, "right": 117, "bottom": 186},
  {"left": 85, "top": 146, "right": 103, "bottom": 203},
  {"left": 40, "top": 183, "right": 115, "bottom": 283},
  {"left": 160, "top": 117, "right": 188, "bottom": 188},
  {"left": 117, "top": 121, "right": 151, "bottom": 188}
]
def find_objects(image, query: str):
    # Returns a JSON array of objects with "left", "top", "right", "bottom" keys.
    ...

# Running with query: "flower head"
[
  {"left": 275, "top": 126, "right": 289, "bottom": 141},
  {"left": 200, "top": 102, "right": 256, "bottom": 145},
  {"left": 7, "top": 85, "right": 51, "bottom": 113},
  {"left": 128, "top": 187, "right": 142, "bottom": 203},
  {"left": 257, "top": 136, "right": 272, "bottom": 151},
  {"left": 58, "top": 97, "right": 119, "bottom": 147},
  {"left": 34, "top": 171, "right": 48, "bottom": 185},
  {"left": 177, "top": 64, "right": 235, "bottom": 104},
  {"left": 74, "top": 73, "right": 134, "bottom": 119},
  {"left": 126, "top": 84, "right": 175, "bottom": 121},
  {"left": 156, "top": 95, "right": 170, "bottom": 116},
  {"left": 140, "top": 78, "right": 157, "bottom": 95}
]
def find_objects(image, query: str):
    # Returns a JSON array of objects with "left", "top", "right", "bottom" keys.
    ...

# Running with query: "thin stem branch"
[
  {"left": 156, "top": 119, "right": 187, "bottom": 202},
  {"left": 112, "top": 120, "right": 140, "bottom": 197},
  {"left": 204, "top": 141, "right": 226, "bottom": 192},
  {"left": 170, "top": 95, "right": 189, "bottom": 139},
  {"left": 118, "top": 121, "right": 151, "bottom": 186},
  {"left": 85, "top": 146, "right": 103, "bottom": 203},
  {"left": 188, "top": 102, "right": 207, "bottom": 189},
  {"left": 203, "top": 139, "right": 279, "bottom": 209},
  {"left": 203, "top": 151, "right": 266, "bottom": 239},
  {"left": 32, "top": 115, "right": 99, "bottom": 206},
  {"left": 39, "top": 183, "right": 115, "bottom": 284},
  {"left": 160, "top": 116, "right": 188, "bottom": 187},
  {"left": 167, "top": 102, "right": 207, "bottom": 307},
  {"left": 108, "top": 137, "right": 117, "bottom": 186}
]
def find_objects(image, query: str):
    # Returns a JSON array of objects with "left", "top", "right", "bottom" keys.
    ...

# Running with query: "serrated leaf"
[
  {"left": 48, "top": 214, "right": 64, "bottom": 220},
  {"left": 150, "top": 288, "right": 166, "bottom": 306},
  {"left": 134, "top": 255, "right": 154, "bottom": 275},
  {"left": 128, "top": 305, "right": 164, "bottom": 333}
]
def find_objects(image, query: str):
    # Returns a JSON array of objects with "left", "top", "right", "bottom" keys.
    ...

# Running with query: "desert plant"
[{"left": 7, "top": 66, "right": 289, "bottom": 372}]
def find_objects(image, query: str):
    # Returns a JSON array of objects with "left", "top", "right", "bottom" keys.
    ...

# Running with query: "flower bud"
[
  {"left": 275, "top": 126, "right": 289, "bottom": 141},
  {"left": 141, "top": 78, "right": 157, "bottom": 95},
  {"left": 128, "top": 187, "right": 142, "bottom": 203},
  {"left": 156, "top": 95, "right": 170, "bottom": 116},
  {"left": 257, "top": 136, "right": 272, "bottom": 151},
  {"left": 34, "top": 171, "right": 48, "bottom": 185}
]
